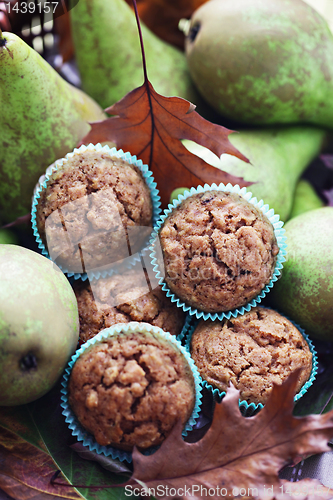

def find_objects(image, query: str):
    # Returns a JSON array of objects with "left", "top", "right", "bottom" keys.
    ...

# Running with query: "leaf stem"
[
  {"left": 131, "top": 0, "right": 155, "bottom": 167},
  {"left": 131, "top": 0, "right": 148, "bottom": 83}
]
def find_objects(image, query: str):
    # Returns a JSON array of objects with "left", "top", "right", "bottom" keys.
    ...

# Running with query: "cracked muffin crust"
[
  {"left": 190, "top": 307, "right": 312, "bottom": 405},
  {"left": 68, "top": 324, "right": 196, "bottom": 450},
  {"left": 159, "top": 190, "right": 280, "bottom": 313},
  {"left": 73, "top": 269, "right": 186, "bottom": 344},
  {"left": 35, "top": 149, "right": 153, "bottom": 273}
]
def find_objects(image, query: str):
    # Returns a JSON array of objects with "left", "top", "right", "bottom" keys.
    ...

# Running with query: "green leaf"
[
  {"left": 0, "top": 401, "right": 46, "bottom": 452},
  {"left": 29, "top": 382, "right": 130, "bottom": 500},
  {"left": 0, "top": 382, "right": 130, "bottom": 500},
  {"left": 0, "top": 423, "right": 80, "bottom": 500}
]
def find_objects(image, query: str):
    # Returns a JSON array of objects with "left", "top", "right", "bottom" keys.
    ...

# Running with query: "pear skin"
[
  {"left": 170, "top": 187, "right": 190, "bottom": 204},
  {"left": 269, "top": 207, "right": 333, "bottom": 341},
  {"left": 289, "top": 179, "right": 324, "bottom": 219},
  {"left": 0, "top": 245, "right": 79, "bottom": 405},
  {"left": 183, "top": 126, "right": 325, "bottom": 221},
  {"left": 69, "top": 0, "right": 200, "bottom": 109},
  {"left": 185, "top": 0, "right": 333, "bottom": 127},
  {"left": 0, "top": 31, "right": 106, "bottom": 224}
]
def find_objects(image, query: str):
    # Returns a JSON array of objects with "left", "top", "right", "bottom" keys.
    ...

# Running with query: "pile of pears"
[{"left": 1, "top": 0, "right": 333, "bottom": 408}]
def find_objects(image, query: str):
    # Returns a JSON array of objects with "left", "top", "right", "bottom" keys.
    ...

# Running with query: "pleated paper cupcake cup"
[
  {"left": 177, "top": 313, "right": 193, "bottom": 344},
  {"left": 60, "top": 322, "right": 203, "bottom": 463},
  {"left": 149, "top": 183, "right": 287, "bottom": 322},
  {"left": 184, "top": 312, "right": 318, "bottom": 417},
  {"left": 31, "top": 143, "right": 161, "bottom": 281}
]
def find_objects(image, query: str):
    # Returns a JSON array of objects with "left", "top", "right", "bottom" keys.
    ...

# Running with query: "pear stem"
[
  {"left": 0, "top": 28, "right": 7, "bottom": 47},
  {"left": 131, "top": 0, "right": 148, "bottom": 83}
]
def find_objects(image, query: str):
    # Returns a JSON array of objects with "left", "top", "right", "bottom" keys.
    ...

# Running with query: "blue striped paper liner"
[
  {"left": 149, "top": 183, "right": 287, "bottom": 322},
  {"left": 60, "top": 321, "right": 203, "bottom": 462},
  {"left": 31, "top": 143, "right": 161, "bottom": 281}
]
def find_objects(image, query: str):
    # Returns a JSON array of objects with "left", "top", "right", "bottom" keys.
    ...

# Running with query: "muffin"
[
  {"left": 189, "top": 307, "right": 314, "bottom": 405},
  {"left": 72, "top": 268, "right": 186, "bottom": 344},
  {"left": 158, "top": 189, "right": 280, "bottom": 313},
  {"left": 34, "top": 146, "right": 154, "bottom": 273},
  {"left": 67, "top": 323, "right": 198, "bottom": 451}
]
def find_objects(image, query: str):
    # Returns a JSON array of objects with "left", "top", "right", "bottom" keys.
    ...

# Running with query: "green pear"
[
  {"left": 0, "top": 30, "right": 106, "bottom": 224},
  {"left": 0, "top": 245, "right": 79, "bottom": 406},
  {"left": 182, "top": 126, "right": 325, "bottom": 221},
  {"left": 289, "top": 179, "right": 324, "bottom": 219},
  {"left": 0, "top": 228, "right": 18, "bottom": 245},
  {"left": 303, "top": 0, "right": 333, "bottom": 33},
  {"left": 184, "top": 0, "right": 333, "bottom": 127},
  {"left": 170, "top": 187, "right": 190, "bottom": 204},
  {"left": 268, "top": 208, "right": 333, "bottom": 341},
  {"left": 69, "top": 0, "right": 200, "bottom": 109}
]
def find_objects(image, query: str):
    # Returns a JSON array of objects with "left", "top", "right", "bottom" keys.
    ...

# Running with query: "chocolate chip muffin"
[
  {"left": 73, "top": 269, "right": 186, "bottom": 344},
  {"left": 35, "top": 147, "right": 153, "bottom": 273},
  {"left": 159, "top": 190, "right": 280, "bottom": 313},
  {"left": 189, "top": 307, "right": 313, "bottom": 405},
  {"left": 68, "top": 324, "right": 197, "bottom": 450}
]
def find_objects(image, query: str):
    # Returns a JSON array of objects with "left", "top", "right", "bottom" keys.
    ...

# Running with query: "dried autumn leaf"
[
  {"left": 120, "top": 371, "right": 333, "bottom": 500},
  {"left": 83, "top": 80, "right": 251, "bottom": 208},
  {"left": 125, "top": 0, "right": 208, "bottom": 49},
  {"left": 0, "top": 3, "right": 11, "bottom": 31}
]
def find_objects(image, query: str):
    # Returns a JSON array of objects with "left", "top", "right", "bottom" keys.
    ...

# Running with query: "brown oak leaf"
[
  {"left": 121, "top": 371, "right": 333, "bottom": 500},
  {"left": 82, "top": 80, "right": 251, "bottom": 208}
]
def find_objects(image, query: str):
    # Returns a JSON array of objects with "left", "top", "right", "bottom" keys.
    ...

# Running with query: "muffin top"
[
  {"left": 159, "top": 190, "right": 279, "bottom": 313},
  {"left": 190, "top": 307, "right": 312, "bottom": 405},
  {"left": 35, "top": 149, "right": 153, "bottom": 273},
  {"left": 68, "top": 325, "right": 196, "bottom": 450},
  {"left": 73, "top": 269, "right": 186, "bottom": 344}
]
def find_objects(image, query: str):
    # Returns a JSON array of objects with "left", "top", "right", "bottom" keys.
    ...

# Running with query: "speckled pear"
[
  {"left": 0, "top": 245, "right": 79, "bottom": 406},
  {"left": 289, "top": 179, "right": 324, "bottom": 220},
  {"left": 184, "top": 0, "right": 333, "bottom": 127},
  {"left": 69, "top": 0, "right": 200, "bottom": 109},
  {"left": 0, "top": 30, "right": 106, "bottom": 224},
  {"left": 182, "top": 125, "right": 325, "bottom": 221},
  {"left": 269, "top": 208, "right": 333, "bottom": 341}
]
